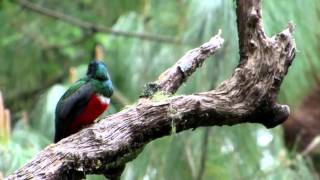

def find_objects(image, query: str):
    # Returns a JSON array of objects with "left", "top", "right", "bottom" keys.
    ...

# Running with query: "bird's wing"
[{"left": 54, "top": 81, "right": 94, "bottom": 142}]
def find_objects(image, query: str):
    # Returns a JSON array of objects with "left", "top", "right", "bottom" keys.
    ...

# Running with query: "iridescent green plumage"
[{"left": 54, "top": 60, "right": 113, "bottom": 142}]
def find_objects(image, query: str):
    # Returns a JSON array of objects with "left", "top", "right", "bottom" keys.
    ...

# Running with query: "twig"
[
  {"left": 17, "top": 0, "right": 181, "bottom": 44},
  {"left": 141, "top": 30, "right": 224, "bottom": 97},
  {"left": 185, "top": 146, "right": 197, "bottom": 179},
  {"left": 302, "top": 136, "right": 320, "bottom": 156},
  {"left": 196, "top": 128, "right": 211, "bottom": 180}
]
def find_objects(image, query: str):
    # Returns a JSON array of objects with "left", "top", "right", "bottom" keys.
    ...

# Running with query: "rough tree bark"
[{"left": 7, "top": 0, "right": 296, "bottom": 179}]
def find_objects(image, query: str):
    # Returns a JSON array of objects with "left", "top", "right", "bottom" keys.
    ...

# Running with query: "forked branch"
[{"left": 7, "top": 0, "right": 296, "bottom": 179}]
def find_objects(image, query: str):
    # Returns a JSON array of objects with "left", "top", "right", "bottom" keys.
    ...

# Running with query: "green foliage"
[
  {"left": 0, "top": 0, "right": 319, "bottom": 179},
  {"left": 0, "top": 121, "right": 50, "bottom": 176}
]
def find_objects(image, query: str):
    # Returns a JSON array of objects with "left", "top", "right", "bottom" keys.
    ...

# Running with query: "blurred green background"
[{"left": 1, "top": 0, "right": 320, "bottom": 179}]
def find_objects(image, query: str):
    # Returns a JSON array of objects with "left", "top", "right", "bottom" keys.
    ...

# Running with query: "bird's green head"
[
  {"left": 87, "top": 60, "right": 113, "bottom": 97},
  {"left": 87, "top": 60, "right": 111, "bottom": 80}
]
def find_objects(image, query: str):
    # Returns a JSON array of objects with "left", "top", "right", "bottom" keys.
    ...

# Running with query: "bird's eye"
[{"left": 96, "top": 76, "right": 105, "bottom": 81}]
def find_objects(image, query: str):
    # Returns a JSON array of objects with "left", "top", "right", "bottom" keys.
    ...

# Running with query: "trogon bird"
[{"left": 54, "top": 60, "right": 113, "bottom": 143}]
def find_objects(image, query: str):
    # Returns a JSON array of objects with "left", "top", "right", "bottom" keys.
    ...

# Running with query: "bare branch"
[
  {"left": 7, "top": 0, "right": 296, "bottom": 179},
  {"left": 17, "top": 0, "right": 181, "bottom": 44},
  {"left": 141, "top": 30, "right": 224, "bottom": 97}
]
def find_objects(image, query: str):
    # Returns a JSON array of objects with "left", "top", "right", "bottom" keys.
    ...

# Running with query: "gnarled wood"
[{"left": 6, "top": 0, "right": 296, "bottom": 179}]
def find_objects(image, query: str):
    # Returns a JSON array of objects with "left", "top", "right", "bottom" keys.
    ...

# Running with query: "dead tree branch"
[
  {"left": 17, "top": 0, "right": 181, "bottom": 44},
  {"left": 7, "top": 0, "right": 296, "bottom": 179},
  {"left": 141, "top": 30, "right": 223, "bottom": 97}
]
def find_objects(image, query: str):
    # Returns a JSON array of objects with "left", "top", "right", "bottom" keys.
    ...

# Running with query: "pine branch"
[{"left": 6, "top": 0, "right": 296, "bottom": 179}]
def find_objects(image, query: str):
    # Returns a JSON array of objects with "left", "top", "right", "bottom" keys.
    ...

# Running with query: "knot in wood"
[
  {"left": 248, "top": 40, "right": 257, "bottom": 52},
  {"left": 247, "top": 8, "right": 259, "bottom": 28}
]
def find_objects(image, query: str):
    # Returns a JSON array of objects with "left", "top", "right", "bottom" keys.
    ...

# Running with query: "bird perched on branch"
[{"left": 54, "top": 60, "right": 113, "bottom": 143}]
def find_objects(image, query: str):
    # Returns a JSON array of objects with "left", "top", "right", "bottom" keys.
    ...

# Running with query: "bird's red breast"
[{"left": 69, "top": 93, "right": 109, "bottom": 134}]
